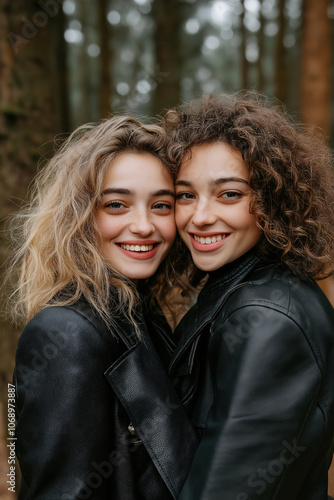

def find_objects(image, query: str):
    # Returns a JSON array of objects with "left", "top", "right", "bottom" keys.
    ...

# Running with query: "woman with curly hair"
[
  {"left": 164, "top": 94, "right": 334, "bottom": 500},
  {"left": 10, "top": 116, "right": 198, "bottom": 499}
]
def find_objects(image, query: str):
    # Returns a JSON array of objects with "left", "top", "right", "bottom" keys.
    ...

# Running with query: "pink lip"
[
  {"left": 190, "top": 233, "right": 230, "bottom": 252},
  {"left": 116, "top": 243, "right": 160, "bottom": 260}
]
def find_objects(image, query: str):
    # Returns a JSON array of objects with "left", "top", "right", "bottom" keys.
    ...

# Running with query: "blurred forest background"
[{"left": 0, "top": 0, "right": 333, "bottom": 497}]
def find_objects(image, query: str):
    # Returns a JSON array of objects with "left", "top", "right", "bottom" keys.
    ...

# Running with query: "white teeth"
[
  {"left": 193, "top": 234, "right": 226, "bottom": 244},
  {"left": 120, "top": 244, "right": 154, "bottom": 252}
]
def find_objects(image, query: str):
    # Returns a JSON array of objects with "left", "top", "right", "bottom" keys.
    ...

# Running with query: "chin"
[
  {"left": 191, "top": 258, "right": 219, "bottom": 273},
  {"left": 121, "top": 266, "right": 159, "bottom": 281}
]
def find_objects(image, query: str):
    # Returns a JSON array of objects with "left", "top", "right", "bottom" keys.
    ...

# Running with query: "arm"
[
  {"left": 179, "top": 306, "right": 322, "bottom": 500},
  {"left": 15, "top": 306, "right": 119, "bottom": 499}
]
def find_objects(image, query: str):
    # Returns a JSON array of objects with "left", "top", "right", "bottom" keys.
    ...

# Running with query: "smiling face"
[
  {"left": 175, "top": 142, "right": 262, "bottom": 272},
  {"left": 95, "top": 151, "right": 176, "bottom": 280}
]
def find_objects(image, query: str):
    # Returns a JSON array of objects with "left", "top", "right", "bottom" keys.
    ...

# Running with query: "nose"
[
  {"left": 191, "top": 199, "right": 217, "bottom": 227},
  {"left": 129, "top": 209, "right": 155, "bottom": 236}
]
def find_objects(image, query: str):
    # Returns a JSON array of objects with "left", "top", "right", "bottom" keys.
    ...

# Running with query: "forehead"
[
  {"left": 178, "top": 142, "right": 249, "bottom": 181},
  {"left": 103, "top": 151, "right": 173, "bottom": 186}
]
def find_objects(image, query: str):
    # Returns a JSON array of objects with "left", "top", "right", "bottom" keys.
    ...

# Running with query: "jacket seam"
[{"left": 219, "top": 302, "right": 324, "bottom": 375}]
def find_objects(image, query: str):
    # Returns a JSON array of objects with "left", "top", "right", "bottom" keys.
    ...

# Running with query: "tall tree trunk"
[
  {"left": 301, "top": 0, "right": 331, "bottom": 137},
  {"left": 152, "top": 0, "right": 181, "bottom": 116},
  {"left": 257, "top": 0, "right": 265, "bottom": 91},
  {"left": 0, "top": 0, "right": 61, "bottom": 490},
  {"left": 0, "top": 3, "right": 59, "bottom": 280},
  {"left": 77, "top": 0, "right": 90, "bottom": 124},
  {"left": 98, "top": 0, "right": 112, "bottom": 118},
  {"left": 240, "top": 0, "right": 249, "bottom": 89},
  {"left": 53, "top": 4, "right": 70, "bottom": 132},
  {"left": 275, "top": 0, "right": 287, "bottom": 102}
]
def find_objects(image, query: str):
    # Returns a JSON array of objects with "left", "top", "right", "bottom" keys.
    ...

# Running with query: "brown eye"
[
  {"left": 220, "top": 191, "right": 243, "bottom": 200},
  {"left": 176, "top": 192, "right": 195, "bottom": 201}
]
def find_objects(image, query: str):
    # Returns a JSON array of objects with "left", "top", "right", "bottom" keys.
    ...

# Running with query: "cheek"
[
  {"left": 154, "top": 213, "right": 177, "bottom": 244},
  {"left": 96, "top": 213, "right": 121, "bottom": 241},
  {"left": 243, "top": 212, "right": 259, "bottom": 232},
  {"left": 239, "top": 211, "right": 261, "bottom": 243},
  {"left": 175, "top": 204, "right": 189, "bottom": 231},
  {"left": 226, "top": 203, "right": 256, "bottom": 230},
  {"left": 163, "top": 216, "right": 177, "bottom": 243}
]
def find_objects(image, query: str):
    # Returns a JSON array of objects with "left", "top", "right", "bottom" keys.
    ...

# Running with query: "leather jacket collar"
[{"left": 169, "top": 248, "right": 262, "bottom": 378}]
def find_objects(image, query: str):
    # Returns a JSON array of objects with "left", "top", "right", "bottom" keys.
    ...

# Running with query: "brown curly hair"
[{"left": 164, "top": 92, "right": 334, "bottom": 279}]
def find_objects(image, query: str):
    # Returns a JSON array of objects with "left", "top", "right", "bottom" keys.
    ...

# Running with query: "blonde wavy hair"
[{"left": 9, "top": 115, "right": 174, "bottom": 329}]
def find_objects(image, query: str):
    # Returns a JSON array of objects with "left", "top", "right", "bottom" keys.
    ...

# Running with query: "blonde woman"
[{"left": 11, "top": 116, "right": 197, "bottom": 500}]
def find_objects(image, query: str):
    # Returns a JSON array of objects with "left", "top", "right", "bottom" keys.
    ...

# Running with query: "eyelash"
[
  {"left": 175, "top": 193, "right": 195, "bottom": 201},
  {"left": 104, "top": 201, "right": 126, "bottom": 210},
  {"left": 176, "top": 191, "right": 244, "bottom": 201},
  {"left": 153, "top": 202, "right": 173, "bottom": 211},
  {"left": 103, "top": 201, "right": 173, "bottom": 212},
  {"left": 220, "top": 191, "right": 244, "bottom": 200}
]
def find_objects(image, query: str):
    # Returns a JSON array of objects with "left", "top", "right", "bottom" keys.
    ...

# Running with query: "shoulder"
[
  {"left": 16, "top": 298, "right": 125, "bottom": 364},
  {"left": 213, "top": 265, "right": 334, "bottom": 365},
  {"left": 224, "top": 264, "right": 334, "bottom": 321}
]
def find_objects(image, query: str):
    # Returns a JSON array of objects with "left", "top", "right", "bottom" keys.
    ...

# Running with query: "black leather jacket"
[
  {"left": 170, "top": 250, "right": 334, "bottom": 500},
  {"left": 14, "top": 298, "right": 198, "bottom": 499}
]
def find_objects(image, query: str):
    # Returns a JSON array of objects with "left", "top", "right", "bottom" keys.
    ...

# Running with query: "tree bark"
[
  {"left": 0, "top": 0, "right": 61, "bottom": 487},
  {"left": 0, "top": 0, "right": 59, "bottom": 274},
  {"left": 152, "top": 0, "right": 182, "bottom": 116},
  {"left": 240, "top": 0, "right": 249, "bottom": 89},
  {"left": 98, "top": 0, "right": 112, "bottom": 118},
  {"left": 301, "top": 0, "right": 331, "bottom": 137},
  {"left": 257, "top": 0, "right": 265, "bottom": 91},
  {"left": 53, "top": 3, "right": 70, "bottom": 132},
  {"left": 275, "top": 0, "right": 287, "bottom": 103},
  {"left": 76, "top": 0, "right": 90, "bottom": 124}
]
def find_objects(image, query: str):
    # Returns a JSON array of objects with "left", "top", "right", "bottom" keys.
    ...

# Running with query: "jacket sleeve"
[
  {"left": 179, "top": 305, "right": 323, "bottom": 500},
  {"left": 14, "top": 306, "right": 121, "bottom": 500}
]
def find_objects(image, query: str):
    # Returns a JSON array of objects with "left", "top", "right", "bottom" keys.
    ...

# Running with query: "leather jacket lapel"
[
  {"left": 104, "top": 328, "right": 199, "bottom": 499},
  {"left": 169, "top": 250, "right": 262, "bottom": 378}
]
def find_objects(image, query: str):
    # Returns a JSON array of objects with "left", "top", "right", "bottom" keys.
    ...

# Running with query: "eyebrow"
[
  {"left": 100, "top": 188, "right": 175, "bottom": 198},
  {"left": 212, "top": 177, "right": 249, "bottom": 186},
  {"left": 100, "top": 188, "right": 133, "bottom": 197},
  {"left": 175, "top": 177, "right": 249, "bottom": 187}
]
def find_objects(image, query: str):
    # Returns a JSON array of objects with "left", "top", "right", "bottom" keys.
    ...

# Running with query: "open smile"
[
  {"left": 190, "top": 233, "right": 230, "bottom": 252},
  {"left": 116, "top": 241, "right": 160, "bottom": 260},
  {"left": 120, "top": 243, "right": 154, "bottom": 252}
]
